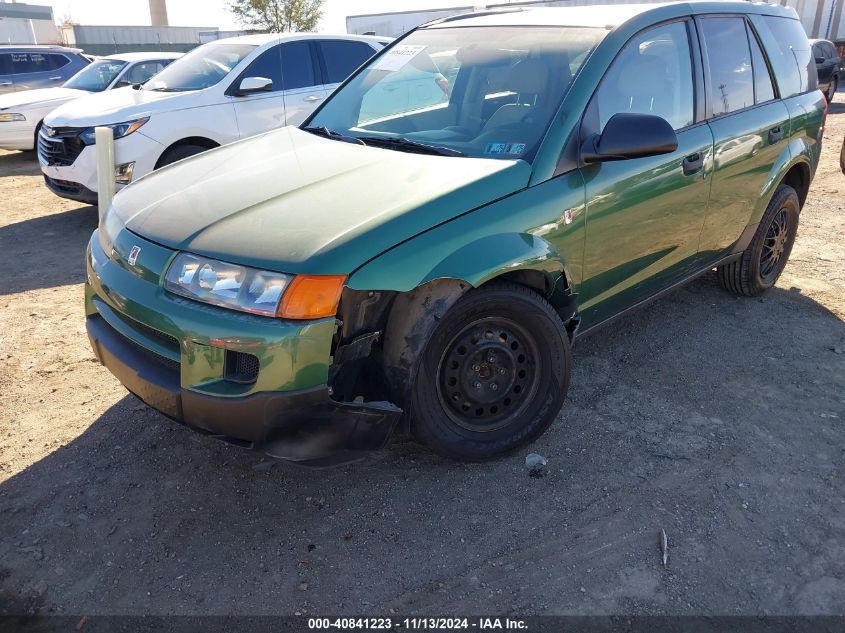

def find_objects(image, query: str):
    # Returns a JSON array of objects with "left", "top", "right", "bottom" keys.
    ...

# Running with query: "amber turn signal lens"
[{"left": 278, "top": 275, "right": 347, "bottom": 319}]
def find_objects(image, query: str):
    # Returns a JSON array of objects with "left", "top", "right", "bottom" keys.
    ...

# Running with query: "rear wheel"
[
  {"left": 717, "top": 184, "right": 799, "bottom": 296},
  {"left": 156, "top": 143, "right": 209, "bottom": 169},
  {"left": 408, "top": 282, "right": 571, "bottom": 461}
]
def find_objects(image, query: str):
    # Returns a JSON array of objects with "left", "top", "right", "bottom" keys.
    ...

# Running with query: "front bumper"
[
  {"left": 39, "top": 131, "right": 161, "bottom": 199},
  {"left": 85, "top": 230, "right": 401, "bottom": 465},
  {"left": 87, "top": 314, "right": 400, "bottom": 465},
  {"left": 0, "top": 121, "right": 36, "bottom": 150}
]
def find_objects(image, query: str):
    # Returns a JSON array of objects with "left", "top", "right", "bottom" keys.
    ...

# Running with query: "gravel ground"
[{"left": 0, "top": 98, "right": 843, "bottom": 618}]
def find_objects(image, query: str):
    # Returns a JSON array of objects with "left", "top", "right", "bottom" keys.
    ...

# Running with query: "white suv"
[{"left": 38, "top": 33, "right": 388, "bottom": 204}]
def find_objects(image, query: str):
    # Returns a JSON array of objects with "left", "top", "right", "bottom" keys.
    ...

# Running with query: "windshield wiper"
[
  {"left": 146, "top": 86, "right": 183, "bottom": 92},
  {"left": 302, "top": 126, "right": 365, "bottom": 145},
  {"left": 356, "top": 135, "right": 464, "bottom": 157}
]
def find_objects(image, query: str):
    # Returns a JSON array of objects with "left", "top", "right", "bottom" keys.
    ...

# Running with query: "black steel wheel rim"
[
  {"left": 436, "top": 317, "right": 541, "bottom": 432},
  {"left": 760, "top": 207, "right": 790, "bottom": 282}
]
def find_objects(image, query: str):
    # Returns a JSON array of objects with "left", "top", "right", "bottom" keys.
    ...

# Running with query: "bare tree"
[{"left": 228, "top": 0, "right": 325, "bottom": 33}]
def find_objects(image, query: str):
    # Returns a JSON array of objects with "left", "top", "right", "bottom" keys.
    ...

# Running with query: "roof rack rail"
[{"left": 422, "top": 7, "right": 525, "bottom": 28}]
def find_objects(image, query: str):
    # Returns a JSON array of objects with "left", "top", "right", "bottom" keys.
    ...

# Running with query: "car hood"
[
  {"left": 112, "top": 126, "right": 531, "bottom": 275},
  {"left": 44, "top": 86, "right": 192, "bottom": 126},
  {"left": 0, "top": 87, "right": 88, "bottom": 111}
]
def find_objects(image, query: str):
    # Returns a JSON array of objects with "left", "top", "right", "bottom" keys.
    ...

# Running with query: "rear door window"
[
  {"left": 700, "top": 17, "right": 754, "bottom": 116},
  {"left": 748, "top": 27, "right": 775, "bottom": 103},
  {"left": 281, "top": 41, "right": 318, "bottom": 90},
  {"left": 0, "top": 53, "right": 11, "bottom": 75},
  {"left": 318, "top": 40, "right": 376, "bottom": 84}
]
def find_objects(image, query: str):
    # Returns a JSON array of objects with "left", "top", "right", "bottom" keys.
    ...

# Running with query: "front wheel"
[
  {"left": 718, "top": 184, "right": 799, "bottom": 296},
  {"left": 408, "top": 282, "right": 571, "bottom": 461},
  {"left": 156, "top": 143, "right": 209, "bottom": 169}
]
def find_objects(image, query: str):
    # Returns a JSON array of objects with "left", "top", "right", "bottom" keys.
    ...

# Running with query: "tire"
[
  {"left": 156, "top": 143, "right": 209, "bottom": 169},
  {"left": 717, "top": 184, "right": 799, "bottom": 297},
  {"left": 826, "top": 75, "right": 838, "bottom": 102},
  {"left": 408, "top": 281, "right": 571, "bottom": 461}
]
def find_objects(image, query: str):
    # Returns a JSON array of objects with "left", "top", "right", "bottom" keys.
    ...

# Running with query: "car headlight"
[
  {"left": 79, "top": 117, "right": 149, "bottom": 145},
  {"left": 165, "top": 253, "right": 348, "bottom": 319},
  {"left": 0, "top": 113, "right": 25, "bottom": 122},
  {"left": 98, "top": 204, "right": 125, "bottom": 256}
]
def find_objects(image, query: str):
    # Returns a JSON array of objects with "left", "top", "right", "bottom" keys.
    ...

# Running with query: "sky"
[{"left": 36, "top": 0, "right": 481, "bottom": 33}]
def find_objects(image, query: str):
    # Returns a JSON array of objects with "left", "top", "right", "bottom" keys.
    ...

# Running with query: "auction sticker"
[
  {"left": 484, "top": 142, "right": 526, "bottom": 156},
  {"left": 372, "top": 44, "right": 427, "bottom": 72}
]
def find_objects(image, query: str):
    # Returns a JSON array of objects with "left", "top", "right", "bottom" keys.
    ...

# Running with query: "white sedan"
[{"left": 0, "top": 52, "right": 181, "bottom": 151}]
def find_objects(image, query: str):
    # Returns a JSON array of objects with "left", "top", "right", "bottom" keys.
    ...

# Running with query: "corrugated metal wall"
[{"left": 65, "top": 25, "right": 217, "bottom": 55}]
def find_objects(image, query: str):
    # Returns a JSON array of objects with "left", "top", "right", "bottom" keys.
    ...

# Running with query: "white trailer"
[{"left": 346, "top": 0, "right": 845, "bottom": 41}]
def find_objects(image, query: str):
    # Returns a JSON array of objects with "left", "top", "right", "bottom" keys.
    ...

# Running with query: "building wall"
[
  {"left": 0, "top": 1, "right": 59, "bottom": 44},
  {"left": 63, "top": 24, "right": 218, "bottom": 55}
]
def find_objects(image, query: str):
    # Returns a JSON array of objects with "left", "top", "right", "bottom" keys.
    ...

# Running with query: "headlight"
[
  {"left": 79, "top": 117, "right": 149, "bottom": 145},
  {"left": 0, "top": 113, "right": 25, "bottom": 122},
  {"left": 98, "top": 204, "right": 125, "bottom": 256},
  {"left": 165, "top": 253, "right": 347, "bottom": 319}
]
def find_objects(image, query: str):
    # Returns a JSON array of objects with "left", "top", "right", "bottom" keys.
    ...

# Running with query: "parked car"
[
  {"left": 0, "top": 52, "right": 180, "bottom": 151},
  {"left": 84, "top": 2, "right": 824, "bottom": 465},
  {"left": 0, "top": 45, "right": 91, "bottom": 95},
  {"left": 811, "top": 38, "right": 842, "bottom": 101},
  {"left": 38, "top": 33, "right": 389, "bottom": 204}
]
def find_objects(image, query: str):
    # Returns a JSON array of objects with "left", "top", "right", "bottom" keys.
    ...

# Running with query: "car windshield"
[
  {"left": 144, "top": 43, "right": 256, "bottom": 92},
  {"left": 63, "top": 60, "right": 128, "bottom": 92},
  {"left": 307, "top": 26, "right": 606, "bottom": 161}
]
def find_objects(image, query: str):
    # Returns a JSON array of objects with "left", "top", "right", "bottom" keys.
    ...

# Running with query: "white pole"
[{"left": 95, "top": 126, "right": 115, "bottom": 214}]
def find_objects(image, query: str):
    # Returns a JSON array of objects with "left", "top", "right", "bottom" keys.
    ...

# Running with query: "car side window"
[
  {"left": 11, "top": 52, "right": 51, "bottom": 74},
  {"left": 753, "top": 16, "right": 814, "bottom": 97},
  {"left": 280, "top": 41, "right": 317, "bottom": 90},
  {"left": 0, "top": 53, "right": 10, "bottom": 75},
  {"left": 748, "top": 27, "right": 775, "bottom": 103},
  {"left": 46, "top": 54, "right": 70, "bottom": 70},
  {"left": 700, "top": 17, "right": 754, "bottom": 116},
  {"left": 124, "top": 61, "right": 166, "bottom": 85},
  {"left": 592, "top": 21, "right": 694, "bottom": 131},
  {"left": 241, "top": 45, "right": 285, "bottom": 93},
  {"left": 318, "top": 40, "right": 375, "bottom": 84}
]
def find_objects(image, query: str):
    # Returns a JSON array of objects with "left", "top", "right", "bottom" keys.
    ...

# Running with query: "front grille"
[
  {"left": 101, "top": 316, "right": 180, "bottom": 372},
  {"left": 112, "top": 310, "right": 180, "bottom": 355},
  {"left": 225, "top": 350, "right": 260, "bottom": 384},
  {"left": 38, "top": 126, "right": 85, "bottom": 166}
]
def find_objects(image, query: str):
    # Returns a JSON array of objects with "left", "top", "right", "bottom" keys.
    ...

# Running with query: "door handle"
[
  {"left": 304, "top": 95, "right": 323, "bottom": 102},
  {"left": 768, "top": 126, "right": 784, "bottom": 144},
  {"left": 0, "top": 81, "right": 12, "bottom": 86},
  {"left": 682, "top": 152, "right": 704, "bottom": 175},
  {"left": 49, "top": 76, "right": 62, "bottom": 81}
]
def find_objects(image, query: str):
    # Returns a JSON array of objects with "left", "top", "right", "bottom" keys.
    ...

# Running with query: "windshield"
[
  {"left": 307, "top": 26, "right": 605, "bottom": 161},
  {"left": 144, "top": 43, "right": 256, "bottom": 92},
  {"left": 63, "top": 60, "right": 128, "bottom": 92}
]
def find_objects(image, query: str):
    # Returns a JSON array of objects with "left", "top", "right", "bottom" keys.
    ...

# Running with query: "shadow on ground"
[
  {"left": 0, "top": 151, "right": 41, "bottom": 178},
  {"left": 1, "top": 277, "right": 844, "bottom": 616},
  {"left": 0, "top": 205, "right": 97, "bottom": 295}
]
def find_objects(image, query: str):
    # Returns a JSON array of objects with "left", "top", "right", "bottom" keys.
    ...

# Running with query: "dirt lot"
[{"left": 1, "top": 99, "right": 844, "bottom": 618}]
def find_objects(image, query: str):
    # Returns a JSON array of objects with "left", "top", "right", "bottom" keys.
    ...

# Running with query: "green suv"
[{"left": 85, "top": 2, "right": 825, "bottom": 464}]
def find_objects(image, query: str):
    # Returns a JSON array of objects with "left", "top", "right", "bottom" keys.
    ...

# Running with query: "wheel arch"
[{"left": 154, "top": 136, "right": 220, "bottom": 169}]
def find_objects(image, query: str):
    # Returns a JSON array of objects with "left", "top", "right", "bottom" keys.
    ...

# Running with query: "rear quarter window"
[{"left": 751, "top": 16, "right": 816, "bottom": 97}]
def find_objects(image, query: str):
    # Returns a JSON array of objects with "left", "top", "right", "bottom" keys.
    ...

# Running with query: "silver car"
[{"left": 0, "top": 45, "right": 91, "bottom": 94}]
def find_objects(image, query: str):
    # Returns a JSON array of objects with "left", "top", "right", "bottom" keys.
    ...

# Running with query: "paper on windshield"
[{"left": 371, "top": 45, "right": 427, "bottom": 72}]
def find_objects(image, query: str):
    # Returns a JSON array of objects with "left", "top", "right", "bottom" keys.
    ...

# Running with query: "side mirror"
[
  {"left": 581, "top": 112, "right": 678, "bottom": 163},
  {"left": 114, "top": 79, "right": 132, "bottom": 88},
  {"left": 235, "top": 76, "right": 273, "bottom": 96}
]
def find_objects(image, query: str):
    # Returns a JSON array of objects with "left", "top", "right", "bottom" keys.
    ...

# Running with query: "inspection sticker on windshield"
[
  {"left": 484, "top": 142, "right": 526, "bottom": 156},
  {"left": 372, "top": 44, "right": 427, "bottom": 72}
]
